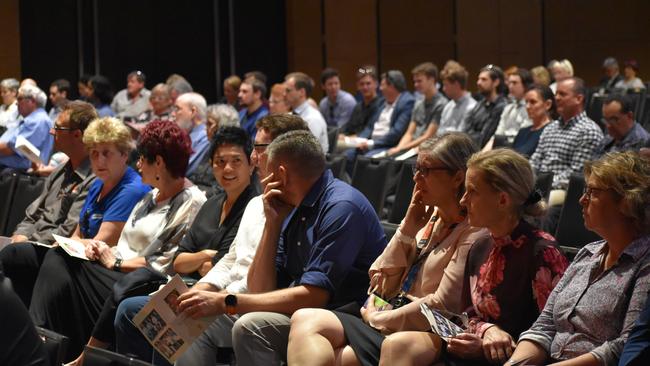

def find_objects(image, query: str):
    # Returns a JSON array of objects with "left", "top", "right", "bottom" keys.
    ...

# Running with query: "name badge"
[{"left": 91, "top": 213, "right": 104, "bottom": 220}]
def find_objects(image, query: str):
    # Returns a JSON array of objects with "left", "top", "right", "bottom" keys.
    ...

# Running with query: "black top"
[
  {"left": 340, "top": 96, "right": 384, "bottom": 135},
  {"left": 512, "top": 124, "right": 548, "bottom": 158},
  {"left": 175, "top": 184, "right": 257, "bottom": 279},
  {"left": 462, "top": 95, "right": 507, "bottom": 148}
]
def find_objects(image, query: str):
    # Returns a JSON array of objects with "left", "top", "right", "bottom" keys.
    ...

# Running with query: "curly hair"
[
  {"left": 584, "top": 151, "right": 650, "bottom": 234},
  {"left": 138, "top": 120, "right": 192, "bottom": 178},
  {"left": 83, "top": 117, "right": 135, "bottom": 154}
]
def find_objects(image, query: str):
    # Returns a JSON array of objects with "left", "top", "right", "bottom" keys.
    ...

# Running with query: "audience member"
[
  {"left": 48, "top": 78, "right": 70, "bottom": 122},
  {"left": 166, "top": 74, "right": 193, "bottom": 102},
  {"left": 114, "top": 114, "right": 309, "bottom": 365},
  {"left": 387, "top": 62, "right": 448, "bottom": 157},
  {"left": 88, "top": 75, "right": 115, "bottom": 117},
  {"left": 512, "top": 84, "right": 556, "bottom": 157},
  {"left": 135, "top": 83, "right": 173, "bottom": 124},
  {"left": 58, "top": 120, "right": 207, "bottom": 364},
  {"left": 318, "top": 68, "right": 356, "bottom": 127},
  {"left": 598, "top": 57, "right": 624, "bottom": 94},
  {"left": 284, "top": 72, "right": 329, "bottom": 152},
  {"left": 287, "top": 133, "right": 488, "bottom": 366},
  {"left": 21, "top": 78, "right": 38, "bottom": 88},
  {"left": 111, "top": 71, "right": 150, "bottom": 121},
  {"left": 269, "top": 83, "right": 290, "bottom": 115},
  {"left": 530, "top": 65, "right": 551, "bottom": 87},
  {"left": 593, "top": 94, "right": 650, "bottom": 159},
  {"left": 379, "top": 149, "right": 567, "bottom": 366},
  {"left": 437, "top": 61, "right": 477, "bottom": 134},
  {"left": 222, "top": 75, "right": 241, "bottom": 109},
  {"left": 510, "top": 151, "right": 650, "bottom": 366},
  {"left": 0, "top": 78, "right": 20, "bottom": 132},
  {"left": 187, "top": 103, "right": 239, "bottom": 197},
  {"left": 461, "top": 64, "right": 507, "bottom": 148},
  {"left": 0, "top": 84, "right": 53, "bottom": 172},
  {"left": 244, "top": 70, "right": 268, "bottom": 85},
  {"left": 620, "top": 291, "right": 650, "bottom": 366},
  {"left": 238, "top": 77, "right": 269, "bottom": 138},
  {"left": 492, "top": 68, "right": 533, "bottom": 145},
  {"left": 549, "top": 59, "right": 573, "bottom": 93},
  {"left": 615, "top": 59, "right": 646, "bottom": 92},
  {"left": 172, "top": 92, "right": 210, "bottom": 175},
  {"left": 7, "top": 101, "right": 98, "bottom": 245},
  {"left": 77, "top": 74, "right": 92, "bottom": 101},
  {"left": 339, "top": 65, "right": 384, "bottom": 136}
]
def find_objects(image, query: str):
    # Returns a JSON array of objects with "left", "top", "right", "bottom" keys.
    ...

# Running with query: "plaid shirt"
[{"left": 530, "top": 111, "right": 603, "bottom": 190}]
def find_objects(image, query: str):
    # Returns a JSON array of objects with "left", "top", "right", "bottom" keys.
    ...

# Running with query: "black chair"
[
  {"left": 0, "top": 172, "right": 19, "bottom": 236},
  {"left": 325, "top": 154, "right": 347, "bottom": 181},
  {"left": 586, "top": 94, "right": 606, "bottom": 131},
  {"left": 84, "top": 346, "right": 152, "bottom": 365},
  {"left": 37, "top": 327, "right": 69, "bottom": 366},
  {"left": 4, "top": 174, "right": 46, "bottom": 236},
  {"left": 554, "top": 174, "right": 601, "bottom": 251},
  {"left": 535, "top": 172, "right": 554, "bottom": 202},
  {"left": 386, "top": 161, "right": 415, "bottom": 224},
  {"left": 351, "top": 157, "right": 392, "bottom": 215},
  {"left": 640, "top": 94, "right": 650, "bottom": 132},
  {"left": 381, "top": 221, "right": 399, "bottom": 242},
  {"left": 327, "top": 126, "right": 339, "bottom": 154}
]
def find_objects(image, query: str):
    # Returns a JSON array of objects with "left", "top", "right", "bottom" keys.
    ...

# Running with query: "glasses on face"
[
  {"left": 213, "top": 155, "right": 244, "bottom": 168},
  {"left": 253, "top": 143, "right": 270, "bottom": 153},
  {"left": 52, "top": 124, "right": 78, "bottom": 132},
  {"left": 601, "top": 116, "right": 621, "bottom": 125},
  {"left": 412, "top": 164, "right": 449, "bottom": 177},
  {"left": 582, "top": 186, "right": 607, "bottom": 202}
]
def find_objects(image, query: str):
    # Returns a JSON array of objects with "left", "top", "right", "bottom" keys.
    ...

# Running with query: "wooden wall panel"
[
  {"left": 285, "top": 0, "right": 323, "bottom": 98},
  {"left": 324, "top": 0, "right": 377, "bottom": 97},
  {"left": 0, "top": 0, "right": 21, "bottom": 79}
]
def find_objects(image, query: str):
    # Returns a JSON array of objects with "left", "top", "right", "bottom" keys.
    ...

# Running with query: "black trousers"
[{"left": 0, "top": 242, "right": 50, "bottom": 306}]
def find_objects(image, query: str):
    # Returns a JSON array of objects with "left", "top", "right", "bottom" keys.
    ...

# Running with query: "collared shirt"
[
  {"left": 199, "top": 194, "right": 266, "bottom": 293},
  {"left": 48, "top": 104, "right": 64, "bottom": 123},
  {"left": 0, "top": 101, "right": 19, "bottom": 130},
  {"left": 412, "top": 93, "right": 449, "bottom": 139},
  {"left": 275, "top": 169, "right": 387, "bottom": 309},
  {"left": 239, "top": 104, "right": 269, "bottom": 139},
  {"left": 461, "top": 94, "right": 507, "bottom": 148},
  {"left": 341, "top": 96, "right": 384, "bottom": 136},
  {"left": 0, "top": 108, "right": 53, "bottom": 170},
  {"left": 293, "top": 101, "right": 329, "bottom": 152},
  {"left": 187, "top": 123, "right": 210, "bottom": 176},
  {"left": 437, "top": 93, "right": 477, "bottom": 135},
  {"left": 111, "top": 88, "right": 151, "bottom": 120},
  {"left": 371, "top": 95, "right": 399, "bottom": 141},
  {"left": 530, "top": 111, "right": 604, "bottom": 190},
  {"left": 319, "top": 90, "right": 357, "bottom": 127},
  {"left": 13, "top": 158, "right": 96, "bottom": 245},
  {"left": 495, "top": 98, "right": 532, "bottom": 143},
  {"left": 592, "top": 122, "right": 650, "bottom": 159},
  {"left": 519, "top": 236, "right": 650, "bottom": 365}
]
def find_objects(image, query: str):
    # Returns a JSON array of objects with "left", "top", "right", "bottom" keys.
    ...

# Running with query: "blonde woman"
[{"left": 549, "top": 59, "right": 574, "bottom": 94}]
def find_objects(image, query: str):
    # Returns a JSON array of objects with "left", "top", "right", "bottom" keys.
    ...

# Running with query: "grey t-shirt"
[{"left": 412, "top": 93, "right": 448, "bottom": 138}]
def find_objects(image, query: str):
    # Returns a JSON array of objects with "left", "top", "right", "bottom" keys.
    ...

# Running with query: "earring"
[{"left": 155, "top": 175, "right": 160, "bottom": 181}]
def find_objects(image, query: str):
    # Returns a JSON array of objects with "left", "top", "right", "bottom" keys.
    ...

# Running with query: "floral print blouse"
[{"left": 462, "top": 219, "right": 568, "bottom": 339}]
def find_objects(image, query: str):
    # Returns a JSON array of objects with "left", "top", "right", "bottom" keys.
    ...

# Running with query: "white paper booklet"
[
  {"left": 15, "top": 135, "right": 42, "bottom": 165},
  {"left": 52, "top": 234, "right": 89, "bottom": 260},
  {"left": 133, "top": 275, "right": 215, "bottom": 363}
]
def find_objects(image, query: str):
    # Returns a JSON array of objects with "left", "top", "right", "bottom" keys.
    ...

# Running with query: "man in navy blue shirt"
[
  {"left": 175, "top": 129, "right": 386, "bottom": 365},
  {"left": 238, "top": 78, "right": 269, "bottom": 139}
]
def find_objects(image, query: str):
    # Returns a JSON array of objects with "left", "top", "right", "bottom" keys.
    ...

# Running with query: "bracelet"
[{"left": 394, "top": 228, "right": 416, "bottom": 243}]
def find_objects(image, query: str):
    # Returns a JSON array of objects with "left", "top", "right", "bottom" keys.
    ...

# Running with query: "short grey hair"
[
  {"left": 267, "top": 130, "right": 325, "bottom": 178},
  {"left": 169, "top": 78, "right": 193, "bottom": 96},
  {"left": 177, "top": 92, "right": 207, "bottom": 121},
  {"left": 1, "top": 78, "right": 19, "bottom": 92},
  {"left": 18, "top": 84, "right": 47, "bottom": 108},
  {"left": 603, "top": 57, "right": 618, "bottom": 69},
  {"left": 207, "top": 104, "right": 239, "bottom": 127},
  {"left": 419, "top": 132, "right": 477, "bottom": 198}
]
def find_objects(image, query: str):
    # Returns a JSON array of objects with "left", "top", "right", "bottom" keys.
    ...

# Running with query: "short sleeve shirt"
[{"left": 412, "top": 93, "right": 448, "bottom": 138}]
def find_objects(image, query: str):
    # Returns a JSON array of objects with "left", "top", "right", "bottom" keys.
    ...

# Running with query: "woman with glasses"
[
  {"left": 377, "top": 149, "right": 568, "bottom": 366},
  {"left": 509, "top": 151, "right": 650, "bottom": 366},
  {"left": 287, "top": 133, "right": 489, "bottom": 366}
]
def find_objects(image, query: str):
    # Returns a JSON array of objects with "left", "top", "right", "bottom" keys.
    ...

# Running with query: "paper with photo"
[
  {"left": 419, "top": 303, "right": 465, "bottom": 338},
  {"left": 52, "top": 234, "right": 88, "bottom": 260},
  {"left": 133, "top": 275, "right": 215, "bottom": 363}
]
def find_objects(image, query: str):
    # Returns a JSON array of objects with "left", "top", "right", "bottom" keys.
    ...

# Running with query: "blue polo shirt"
[
  {"left": 0, "top": 108, "right": 53, "bottom": 170},
  {"left": 187, "top": 123, "right": 210, "bottom": 176},
  {"left": 275, "top": 169, "right": 387, "bottom": 308},
  {"left": 79, "top": 166, "right": 151, "bottom": 238},
  {"left": 239, "top": 105, "right": 269, "bottom": 139}
]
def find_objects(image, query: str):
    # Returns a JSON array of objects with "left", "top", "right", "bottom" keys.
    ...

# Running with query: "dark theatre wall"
[{"left": 2, "top": 0, "right": 649, "bottom": 103}]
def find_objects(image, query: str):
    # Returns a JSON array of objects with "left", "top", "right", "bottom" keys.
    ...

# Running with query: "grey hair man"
[
  {"left": 0, "top": 78, "right": 21, "bottom": 131},
  {"left": 172, "top": 92, "right": 209, "bottom": 175}
]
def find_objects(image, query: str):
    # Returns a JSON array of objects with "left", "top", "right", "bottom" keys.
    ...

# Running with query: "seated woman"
[
  {"left": 0, "top": 116, "right": 149, "bottom": 306},
  {"left": 287, "top": 133, "right": 489, "bottom": 366},
  {"left": 509, "top": 151, "right": 650, "bottom": 366},
  {"left": 378, "top": 149, "right": 568, "bottom": 366},
  {"left": 512, "top": 84, "right": 556, "bottom": 158}
]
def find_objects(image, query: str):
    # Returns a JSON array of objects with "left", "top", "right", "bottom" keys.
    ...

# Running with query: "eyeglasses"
[
  {"left": 254, "top": 143, "right": 270, "bottom": 153},
  {"left": 52, "top": 125, "right": 79, "bottom": 131},
  {"left": 412, "top": 164, "right": 449, "bottom": 177},
  {"left": 601, "top": 116, "right": 621, "bottom": 125},
  {"left": 582, "top": 186, "right": 607, "bottom": 201}
]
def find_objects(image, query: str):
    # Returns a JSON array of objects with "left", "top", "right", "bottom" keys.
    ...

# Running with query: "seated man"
[
  {"left": 492, "top": 68, "right": 533, "bottom": 146},
  {"left": 48, "top": 78, "right": 71, "bottom": 123},
  {"left": 0, "top": 84, "right": 53, "bottom": 172},
  {"left": 284, "top": 72, "right": 329, "bottom": 152},
  {"left": 387, "top": 62, "right": 448, "bottom": 157},
  {"left": 461, "top": 64, "right": 507, "bottom": 148},
  {"left": 592, "top": 93, "right": 650, "bottom": 159},
  {"left": 111, "top": 70, "right": 151, "bottom": 121},
  {"left": 171, "top": 92, "right": 210, "bottom": 175},
  {"left": 7, "top": 101, "right": 98, "bottom": 246},
  {"left": 140, "top": 130, "right": 385, "bottom": 365},
  {"left": 437, "top": 60, "right": 477, "bottom": 135},
  {"left": 318, "top": 68, "right": 356, "bottom": 127},
  {"left": 113, "top": 114, "right": 310, "bottom": 364},
  {"left": 339, "top": 65, "right": 384, "bottom": 137},
  {"left": 135, "top": 83, "right": 173, "bottom": 124},
  {"left": 238, "top": 77, "right": 269, "bottom": 139}
]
